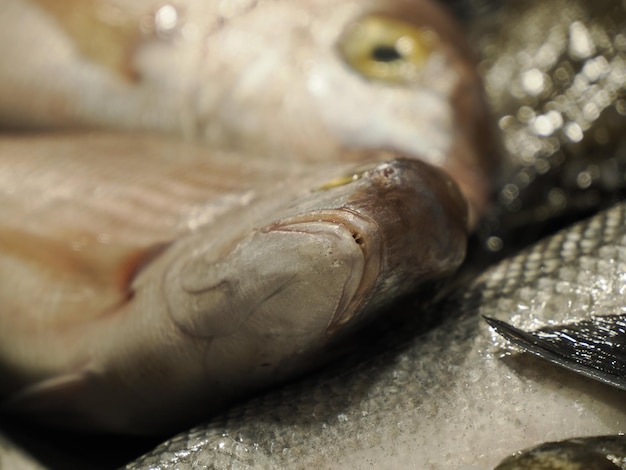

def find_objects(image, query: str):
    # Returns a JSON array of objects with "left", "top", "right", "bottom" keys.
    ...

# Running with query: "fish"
[
  {"left": 0, "top": 0, "right": 494, "bottom": 217},
  {"left": 125, "top": 200, "right": 626, "bottom": 469},
  {"left": 0, "top": 0, "right": 625, "bottom": 469},
  {"left": 0, "top": 0, "right": 493, "bottom": 437},
  {"left": 0, "top": 135, "right": 469, "bottom": 434},
  {"left": 494, "top": 435, "right": 626, "bottom": 470}
]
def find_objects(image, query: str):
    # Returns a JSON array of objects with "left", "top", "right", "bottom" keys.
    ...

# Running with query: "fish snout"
[
  {"left": 171, "top": 214, "right": 377, "bottom": 342},
  {"left": 158, "top": 158, "right": 468, "bottom": 416},
  {"left": 168, "top": 156, "right": 468, "bottom": 355},
  {"left": 324, "top": 157, "right": 469, "bottom": 333}
]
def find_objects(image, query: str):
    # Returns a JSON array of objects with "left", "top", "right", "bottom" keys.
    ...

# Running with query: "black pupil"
[{"left": 371, "top": 45, "right": 403, "bottom": 62}]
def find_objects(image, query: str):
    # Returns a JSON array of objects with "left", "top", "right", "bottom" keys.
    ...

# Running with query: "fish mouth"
[
  {"left": 262, "top": 156, "right": 470, "bottom": 338},
  {"left": 266, "top": 208, "right": 382, "bottom": 336}
]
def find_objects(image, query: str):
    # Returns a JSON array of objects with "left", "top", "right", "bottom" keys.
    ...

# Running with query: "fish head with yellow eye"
[
  {"left": 305, "top": 1, "right": 494, "bottom": 219},
  {"left": 338, "top": 13, "right": 441, "bottom": 84}
]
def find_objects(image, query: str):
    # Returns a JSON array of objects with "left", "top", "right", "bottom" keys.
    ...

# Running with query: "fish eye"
[{"left": 337, "top": 14, "right": 438, "bottom": 83}]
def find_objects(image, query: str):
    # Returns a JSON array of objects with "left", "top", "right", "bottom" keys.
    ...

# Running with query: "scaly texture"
[{"left": 128, "top": 202, "right": 626, "bottom": 470}]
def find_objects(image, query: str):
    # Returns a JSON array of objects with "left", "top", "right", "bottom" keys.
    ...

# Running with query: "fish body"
[
  {"left": 0, "top": 0, "right": 625, "bottom": 468},
  {"left": 130, "top": 200, "right": 626, "bottom": 469},
  {"left": 0, "top": 134, "right": 468, "bottom": 433},
  {"left": 0, "top": 0, "right": 493, "bottom": 214}
]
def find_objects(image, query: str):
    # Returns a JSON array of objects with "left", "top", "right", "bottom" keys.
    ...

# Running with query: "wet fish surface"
[
  {"left": 0, "top": 0, "right": 494, "bottom": 215},
  {"left": 494, "top": 435, "right": 626, "bottom": 470},
  {"left": 0, "top": 0, "right": 491, "bottom": 437},
  {"left": 0, "top": 135, "right": 472, "bottom": 434},
  {"left": 0, "top": 0, "right": 625, "bottom": 468},
  {"left": 486, "top": 314, "right": 626, "bottom": 392},
  {"left": 127, "top": 199, "right": 626, "bottom": 470}
]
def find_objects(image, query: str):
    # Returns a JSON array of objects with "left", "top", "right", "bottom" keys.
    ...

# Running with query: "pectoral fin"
[
  {"left": 485, "top": 315, "right": 626, "bottom": 391},
  {"left": 0, "top": 225, "right": 169, "bottom": 328},
  {"left": 31, "top": 0, "right": 142, "bottom": 80}
]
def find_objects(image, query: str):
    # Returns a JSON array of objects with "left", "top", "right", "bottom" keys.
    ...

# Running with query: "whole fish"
[{"left": 0, "top": 0, "right": 493, "bottom": 216}]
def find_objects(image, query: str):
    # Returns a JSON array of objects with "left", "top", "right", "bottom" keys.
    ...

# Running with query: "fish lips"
[
  {"left": 262, "top": 157, "right": 470, "bottom": 338},
  {"left": 337, "top": 158, "right": 468, "bottom": 332}
]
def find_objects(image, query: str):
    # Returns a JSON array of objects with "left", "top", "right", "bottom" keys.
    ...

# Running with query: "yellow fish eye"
[{"left": 337, "top": 14, "right": 438, "bottom": 83}]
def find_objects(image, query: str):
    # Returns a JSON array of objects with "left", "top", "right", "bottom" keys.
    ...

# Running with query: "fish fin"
[
  {"left": 484, "top": 315, "right": 626, "bottom": 391},
  {"left": 494, "top": 435, "right": 626, "bottom": 469},
  {"left": 0, "top": 368, "right": 132, "bottom": 431}
]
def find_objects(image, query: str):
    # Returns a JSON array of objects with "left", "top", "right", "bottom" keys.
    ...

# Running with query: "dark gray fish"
[
  {"left": 467, "top": 0, "right": 626, "bottom": 254},
  {"left": 494, "top": 435, "right": 626, "bottom": 470}
]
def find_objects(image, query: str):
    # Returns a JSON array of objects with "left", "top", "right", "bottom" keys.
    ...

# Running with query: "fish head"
[
  {"left": 129, "top": 157, "right": 468, "bottom": 431},
  {"left": 5, "top": 0, "right": 493, "bottom": 218},
  {"left": 195, "top": 0, "right": 494, "bottom": 219}
]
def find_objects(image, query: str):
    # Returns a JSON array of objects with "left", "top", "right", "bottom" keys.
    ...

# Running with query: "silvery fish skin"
[
  {"left": 494, "top": 435, "right": 626, "bottom": 470},
  {"left": 0, "top": 135, "right": 468, "bottom": 434},
  {"left": 0, "top": 0, "right": 493, "bottom": 215},
  {"left": 475, "top": 0, "right": 626, "bottom": 238}
]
